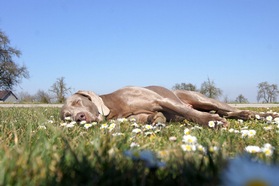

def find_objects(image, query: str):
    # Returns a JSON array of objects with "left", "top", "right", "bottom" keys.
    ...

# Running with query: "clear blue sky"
[{"left": 0, "top": 0, "right": 278, "bottom": 102}]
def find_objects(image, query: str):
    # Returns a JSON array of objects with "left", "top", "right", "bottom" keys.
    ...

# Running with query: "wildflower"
[
  {"left": 117, "top": 118, "right": 128, "bottom": 123},
  {"left": 261, "top": 143, "right": 274, "bottom": 157},
  {"left": 80, "top": 120, "right": 87, "bottom": 125},
  {"left": 209, "top": 146, "right": 219, "bottom": 153},
  {"left": 131, "top": 122, "right": 139, "bottom": 128},
  {"left": 241, "top": 130, "right": 256, "bottom": 138},
  {"left": 266, "top": 116, "right": 273, "bottom": 123},
  {"left": 197, "top": 144, "right": 206, "bottom": 153},
  {"left": 182, "top": 135, "right": 197, "bottom": 144},
  {"left": 66, "top": 122, "right": 75, "bottom": 128},
  {"left": 84, "top": 123, "right": 93, "bottom": 129},
  {"left": 130, "top": 142, "right": 140, "bottom": 148},
  {"left": 145, "top": 131, "right": 154, "bottom": 136},
  {"left": 208, "top": 121, "right": 215, "bottom": 128},
  {"left": 263, "top": 126, "right": 273, "bottom": 131},
  {"left": 221, "top": 155, "right": 279, "bottom": 186},
  {"left": 169, "top": 136, "right": 177, "bottom": 141},
  {"left": 48, "top": 120, "right": 54, "bottom": 124},
  {"left": 108, "top": 123, "right": 116, "bottom": 132},
  {"left": 132, "top": 128, "right": 142, "bottom": 134},
  {"left": 100, "top": 123, "right": 108, "bottom": 129},
  {"left": 181, "top": 144, "right": 196, "bottom": 152},
  {"left": 274, "top": 117, "right": 279, "bottom": 124},
  {"left": 238, "top": 119, "right": 243, "bottom": 124},
  {"left": 124, "top": 150, "right": 166, "bottom": 169},
  {"left": 112, "top": 133, "right": 124, "bottom": 137},
  {"left": 245, "top": 145, "right": 262, "bottom": 153},
  {"left": 255, "top": 114, "right": 261, "bottom": 120},
  {"left": 144, "top": 124, "right": 153, "bottom": 131},
  {"left": 129, "top": 118, "right": 137, "bottom": 122},
  {"left": 38, "top": 125, "right": 46, "bottom": 130},
  {"left": 184, "top": 128, "right": 191, "bottom": 135},
  {"left": 64, "top": 116, "right": 72, "bottom": 121}
]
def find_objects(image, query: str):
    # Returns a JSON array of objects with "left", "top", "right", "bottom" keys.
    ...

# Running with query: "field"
[{"left": 0, "top": 106, "right": 279, "bottom": 185}]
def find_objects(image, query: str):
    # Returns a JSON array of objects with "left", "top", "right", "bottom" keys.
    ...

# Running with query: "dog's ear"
[{"left": 75, "top": 90, "right": 110, "bottom": 116}]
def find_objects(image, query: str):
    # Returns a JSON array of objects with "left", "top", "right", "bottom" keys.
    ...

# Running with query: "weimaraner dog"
[{"left": 61, "top": 85, "right": 272, "bottom": 127}]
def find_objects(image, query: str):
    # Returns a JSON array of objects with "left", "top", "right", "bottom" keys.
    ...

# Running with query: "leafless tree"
[
  {"left": 235, "top": 94, "right": 249, "bottom": 103},
  {"left": 172, "top": 83, "right": 198, "bottom": 91},
  {"left": 257, "top": 81, "right": 279, "bottom": 103},
  {"left": 49, "top": 77, "right": 71, "bottom": 103}
]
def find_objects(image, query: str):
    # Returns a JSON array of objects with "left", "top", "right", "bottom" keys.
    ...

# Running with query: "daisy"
[
  {"left": 131, "top": 122, "right": 139, "bottom": 128},
  {"left": 274, "top": 117, "right": 279, "bottom": 124},
  {"left": 261, "top": 143, "right": 274, "bottom": 157},
  {"left": 266, "top": 116, "right": 273, "bottom": 123},
  {"left": 169, "top": 136, "right": 177, "bottom": 141},
  {"left": 182, "top": 135, "right": 197, "bottom": 144},
  {"left": 80, "top": 120, "right": 87, "bottom": 125},
  {"left": 132, "top": 128, "right": 142, "bottom": 134},
  {"left": 221, "top": 155, "right": 279, "bottom": 186},
  {"left": 64, "top": 116, "right": 72, "bottom": 121},
  {"left": 84, "top": 123, "right": 93, "bottom": 129},
  {"left": 130, "top": 142, "right": 140, "bottom": 148},
  {"left": 144, "top": 124, "right": 153, "bottom": 131},
  {"left": 255, "top": 114, "right": 261, "bottom": 120},
  {"left": 38, "top": 125, "right": 46, "bottom": 130},
  {"left": 208, "top": 121, "right": 215, "bottom": 128},
  {"left": 108, "top": 123, "right": 116, "bottom": 132},
  {"left": 245, "top": 145, "right": 262, "bottom": 153},
  {"left": 181, "top": 144, "right": 196, "bottom": 152},
  {"left": 184, "top": 128, "right": 191, "bottom": 135},
  {"left": 100, "top": 123, "right": 108, "bottom": 129}
]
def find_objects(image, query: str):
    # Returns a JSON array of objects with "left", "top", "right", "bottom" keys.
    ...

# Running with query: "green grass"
[{"left": 0, "top": 107, "right": 278, "bottom": 185}]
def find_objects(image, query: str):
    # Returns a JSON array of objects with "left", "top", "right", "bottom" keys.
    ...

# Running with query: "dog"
[{"left": 60, "top": 85, "right": 274, "bottom": 127}]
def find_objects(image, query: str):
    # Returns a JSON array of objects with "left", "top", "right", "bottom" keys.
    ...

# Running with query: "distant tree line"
[{"left": 173, "top": 79, "right": 279, "bottom": 103}]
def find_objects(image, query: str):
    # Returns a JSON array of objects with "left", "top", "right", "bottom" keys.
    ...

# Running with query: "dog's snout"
[{"left": 76, "top": 112, "right": 86, "bottom": 122}]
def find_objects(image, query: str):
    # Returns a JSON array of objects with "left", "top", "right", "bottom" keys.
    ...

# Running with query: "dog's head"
[{"left": 60, "top": 91, "right": 110, "bottom": 123}]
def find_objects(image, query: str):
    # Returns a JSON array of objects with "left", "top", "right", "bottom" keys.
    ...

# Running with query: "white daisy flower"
[
  {"left": 245, "top": 145, "right": 262, "bottom": 153},
  {"left": 209, "top": 146, "right": 219, "bottom": 153},
  {"left": 169, "top": 136, "right": 177, "bottom": 141},
  {"left": 182, "top": 135, "right": 197, "bottom": 144},
  {"left": 117, "top": 118, "right": 128, "bottom": 123},
  {"left": 208, "top": 121, "right": 215, "bottom": 128},
  {"left": 144, "top": 124, "right": 154, "bottom": 130},
  {"left": 84, "top": 123, "right": 93, "bottom": 129},
  {"left": 184, "top": 128, "right": 191, "bottom": 135},
  {"left": 38, "top": 125, "right": 46, "bottom": 130},
  {"left": 261, "top": 143, "right": 274, "bottom": 157},
  {"left": 129, "top": 118, "right": 137, "bottom": 122},
  {"left": 181, "top": 144, "right": 196, "bottom": 152},
  {"left": 80, "top": 120, "right": 87, "bottom": 125},
  {"left": 131, "top": 122, "right": 139, "bottom": 128},
  {"left": 238, "top": 119, "right": 244, "bottom": 124},
  {"left": 274, "top": 117, "right": 279, "bottom": 124},
  {"left": 132, "top": 128, "right": 142, "bottom": 134},
  {"left": 64, "top": 116, "right": 72, "bottom": 121},
  {"left": 255, "top": 114, "right": 261, "bottom": 120},
  {"left": 266, "top": 116, "right": 273, "bottom": 123},
  {"left": 108, "top": 123, "right": 116, "bottom": 132},
  {"left": 100, "top": 123, "right": 108, "bottom": 129},
  {"left": 221, "top": 155, "right": 279, "bottom": 186},
  {"left": 130, "top": 142, "right": 140, "bottom": 148}
]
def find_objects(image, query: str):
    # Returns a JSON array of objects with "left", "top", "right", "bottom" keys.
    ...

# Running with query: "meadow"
[{"left": 0, "top": 106, "right": 279, "bottom": 185}]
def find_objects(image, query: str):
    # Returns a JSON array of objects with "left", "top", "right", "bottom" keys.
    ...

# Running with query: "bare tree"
[
  {"left": 200, "top": 78, "right": 222, "bottom": 99},
  {"left": 172, "top": 83, "right": 198, "bottom": 91},
  {"left": 257, "top": 82, "right": 279, "bottom": 103},
  {"left": 0, "top": 30, "right": 29, "bottom": 90},
  {"left": 17, "top": 91, "right": 35, "bottom": 103},
  {"left": 49, "top": 77, "right": 71, "bottom": 103},
  {"left": 235, "top": 94, "right": 249, "bottom": 103},
  {"left": 35, "top": 90, "right": 52, "bottom": 103}
]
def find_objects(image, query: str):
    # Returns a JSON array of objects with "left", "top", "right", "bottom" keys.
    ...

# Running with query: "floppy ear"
[{"left": 75, "top": 90, "right": 110, "bottom": 116}]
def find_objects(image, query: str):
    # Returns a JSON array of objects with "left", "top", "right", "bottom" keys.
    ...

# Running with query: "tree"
[
  {"left": 257, "top": 81, "right": 279, "bottom": 103},
  {"left": 200, "top": 78, "right": 222, "bottom": 99},
  {"left": 235, "top": 94, "right": 249, "bottom": 103},
  {"left": 0, "top": 30, "right": 29, "bottom": 90},
  {"left": 35, "top": 90, "right": 52, "bottom": 103},
  {"left": 172, "top": 83, "right": 198, "bottom": 91},
  {"left": 49, "top": 77, "right": 71, "bottom": 103}
]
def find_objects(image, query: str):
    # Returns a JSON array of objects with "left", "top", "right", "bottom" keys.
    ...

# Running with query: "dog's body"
[{"left": 60, "top": 85, "right": 271, "bottom": 127}]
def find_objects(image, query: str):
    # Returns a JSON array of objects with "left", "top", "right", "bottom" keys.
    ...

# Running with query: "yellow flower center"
[{"left": 246, "top": 179, "right": 269, "bottom": 186}]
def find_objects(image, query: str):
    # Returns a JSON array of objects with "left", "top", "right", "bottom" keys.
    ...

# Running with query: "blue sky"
[{"left": 0, "top": 0, "right": 278, "bottom": 102}]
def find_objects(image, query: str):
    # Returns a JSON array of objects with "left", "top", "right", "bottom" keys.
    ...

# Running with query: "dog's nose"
[{"left": 76, "top": 112, "right": 86, "bottom": 122}]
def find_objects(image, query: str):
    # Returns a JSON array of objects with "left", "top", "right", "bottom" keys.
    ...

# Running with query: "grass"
[{"left": 0, "top": 106, "right": 279, "bottom": 185}]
